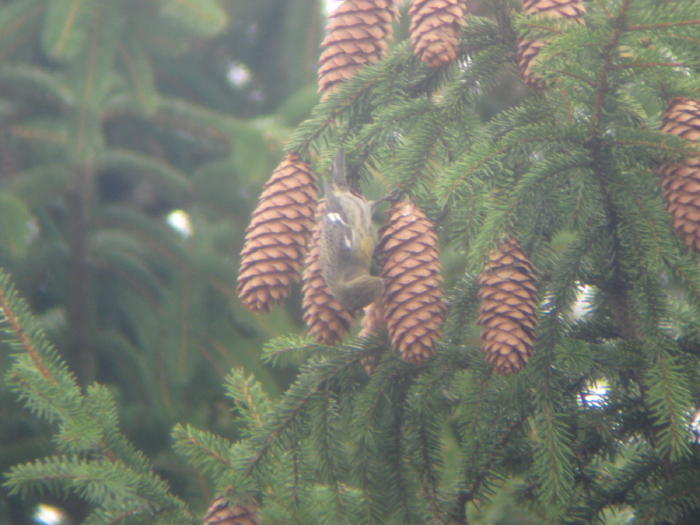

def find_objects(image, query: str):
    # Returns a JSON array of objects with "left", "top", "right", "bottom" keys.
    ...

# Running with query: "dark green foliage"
[
  {"left": 1, "top": 269, "right": 191, "bottom": 522},
  {"left": 2, "top": 0, "right": 700, "bottom": 524}
]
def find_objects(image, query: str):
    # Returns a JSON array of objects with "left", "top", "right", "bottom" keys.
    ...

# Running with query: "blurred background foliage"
[{"left": 0, "top": 0, "right": 325, "bottom": 521}]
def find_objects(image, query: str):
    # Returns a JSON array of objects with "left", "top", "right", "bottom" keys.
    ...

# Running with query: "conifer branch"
[
  {"left": 610, "top": 61, "right": 691, "bottom": 70},
  {"left": 1, "top": 270, "right": 192, "bottom": 520},
  {"left": 172, "top": 425, "right": 234, "bottom": 473},
  {"left": 0, "top": 279, "right": 57, "bottom": 384},
  {"left": 314, "top": 390, "right": 347, "bottom": 522},
  {"left": 244, "top": 350, "right": 364, "bottom": 476},
  {"left": 388, "top": 391, "right": 414, "bottom": 524},
  {"left": 627, "top": 19, "right": 700, "bottom": 31},
  {"left": 288, "top": 43, "right": 415, "bottom": 156},
  {"left": 590, "top": 0, "right": 632, "bottom": 139}
]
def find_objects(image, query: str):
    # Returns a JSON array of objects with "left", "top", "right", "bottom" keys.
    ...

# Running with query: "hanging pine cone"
[
  {"left": 477, "top": 238, "right": 538, "bottom": 375},
  {"left": 318, "top": 0, "right": 399, "bottom": 96},
  {"left": 359, "top": 296, "right": 386, "bottom": 339},
  {"left": 237, "top": 153, "right": 318, "bottom": 313},
  {"left": 358, "top": 297, "right": 386, "bottom": 374},
  {"left": 522, "top": 0, "right": 586, "bottom": 18},
  {"left": 516, "top": 38, "right": 548, "bottom": 90},
  {"left": 379, "top": 201, "right": 445, "bottom": 365},
  {"left": 659, "top": 97, "right": 700, "bottom": 142},
  {"left": 409, "top": 0, "right": 468, "bottom": 68},
  {"left": 203, "top": 496, "right": 261, "bottom": 525},
  {"left": 302, "top": 201, "right": 355, "bottom": 344},
  {"left": 516, "top": 0, "right": 586, "bottom": 89},
  {"left": 658, "top": 97, "right": 700, "bottom": 253}
]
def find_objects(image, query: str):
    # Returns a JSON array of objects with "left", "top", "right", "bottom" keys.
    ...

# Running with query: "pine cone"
[
  {"left": 318, "top": 0, "right": 399, "bottom": 96},
  {"left": 658, "top": 97, "right": 700, "bottom": 253},
  {"left": 358, "top": 297, "right": 386, "bottom": 374},
  {"left": 302, "top": 201, "right": 355, "bottom": 344},
  {"left": 237, "top": 153, "right": 318, "bottom": 313},
  {"left": 516, "top": 38, "right": 548, "bottom": 90},
  {"left": 477, "top": 238, "right": 538, "bottom": 374},
  {"left": 660, "top": 97, "right": 700, "bottom": 142},
  {"left": 379, "top": 201, "right": 445, "bottom": 365},
  {"left": 409, "top": 0, "right": 468, "bottom": 68},
  {"left": 203, "top": 497, "right": 261, "bottom": 525},
  {"left": 516, "top": 0, "right": 586, "bottom": 89},
  {"left": 522, "top": 0, "right": 586, "bottom": 18}
]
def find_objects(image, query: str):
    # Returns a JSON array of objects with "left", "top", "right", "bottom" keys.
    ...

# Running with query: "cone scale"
[
  {"left": 478, "top": 238, "right": 538, "bottom": 374},
  {"left": 658, "top": 97, "right": 700, "bottom": 253},
  {"left": 237, "top": 153, "right": 318, "bottom": 313}
]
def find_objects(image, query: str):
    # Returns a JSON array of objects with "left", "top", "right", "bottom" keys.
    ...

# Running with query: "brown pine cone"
[
  {"left": 318, "top": 0, "right": 399, "bottom": 96},
  {"left": 358, "top": 297, "right": 386, "bottom": 374},
  {"left": 203, "top": 496, "right": 261, "bottom": 525},
  {"left": 237, "top": 153, "right": 318, "bottom": 313},
  {"left": 478, "top": 238, "right": 538, "bottom": 374},
  {"left": 409, "top": 0, "right": 468, "bottom": 68},
  {"left": 379, "top": 201, "right": 445, "bottom": 365},
  {"left": 517, "top": 0, "right": 586, "bottom": 89},
  {"left": 359, "top": 296, "right": 386, "bottom": 339},
  {"left": 516, "top": 37, "right": 548, "bottom": 90},
  {"left": 660, "top": 97, "right": 700, "bottom": 142},
  {"left": 658, "top": 98, "right": 700, "bottom": 253},
  {"left": 302, "top": 201, "right": 355, "bottom": 344},
  {"left": 522, "top": 0, "right": 586, "bottom": 18}
]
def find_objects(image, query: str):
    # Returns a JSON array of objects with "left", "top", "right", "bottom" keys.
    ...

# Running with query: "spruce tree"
[{"left": 2, "top": 0, "right": 700, "bottom": 523}]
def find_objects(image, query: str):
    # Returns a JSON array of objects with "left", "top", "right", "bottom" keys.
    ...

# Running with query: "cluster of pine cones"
[
  {"left": 223, "top": 2, "right": 700, "bottom": 522},
  {"left": 316, "top": 0, "right": 588, "bottom": 95},
  {"left": 237, "top": 152, "right": 445, "bottom": 367},
  {"left": 236, "top": 0, "right": 700, "bottom": 381},
  {"left": 236, "top": 0, "right": 581, "bottom": 380}
]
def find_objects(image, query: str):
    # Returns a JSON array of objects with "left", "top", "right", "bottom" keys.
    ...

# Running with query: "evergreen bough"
[{"left": 2, "top": 0, "right": 700, "bottom": 523}]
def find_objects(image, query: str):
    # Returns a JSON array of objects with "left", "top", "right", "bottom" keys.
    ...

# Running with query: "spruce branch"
[
  {"left": 171, "top": 425, "right": 235, "bottom": 481},
  {"left": 311, "top": 390, "right": 348, "bottom": 522},
  {"left": 531, "top": 401, "right": 575, "bottom": 506},
  {"left": 4, "top": 455, "right": 190, "bottom": 522},
  {"left": 1, "top": 269, "right": 192, "bottom": 521},
  {"left": 243, "top": 348, "right": 366, "bottom": 476},
  {"left": 224, "top": 369, "right": 272, "bottom": 433},
  {"left": 590, "top": 0, "right": 633, "bottom": 139},
  {"left": 386, "top": 389, "right": 415, "bottom": 524},
  {"left": 610, "top": 61, "right": 692, "bottom": 70},
  {"left": 644, "top": 349, "right": 694, "bottom": 461},
  {"left": 288, "top": 42, "right": 416, "bottom": 157},
  {"left": 409, "top": 406, "right": 446, "bottom": 524},
  {"left": 0, "top": 273, "right": 57, "bottom": 384},
  {"left": 627, "top": 19, "right": 700, "bottom": 31}
]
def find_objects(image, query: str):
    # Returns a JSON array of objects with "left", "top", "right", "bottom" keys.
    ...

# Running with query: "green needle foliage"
[
  {"left": 0, "top": 269, "right": 192, "bottom": 523},
  {"left": 2, "top": 0, "right": 700, "bottom": 523}
]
